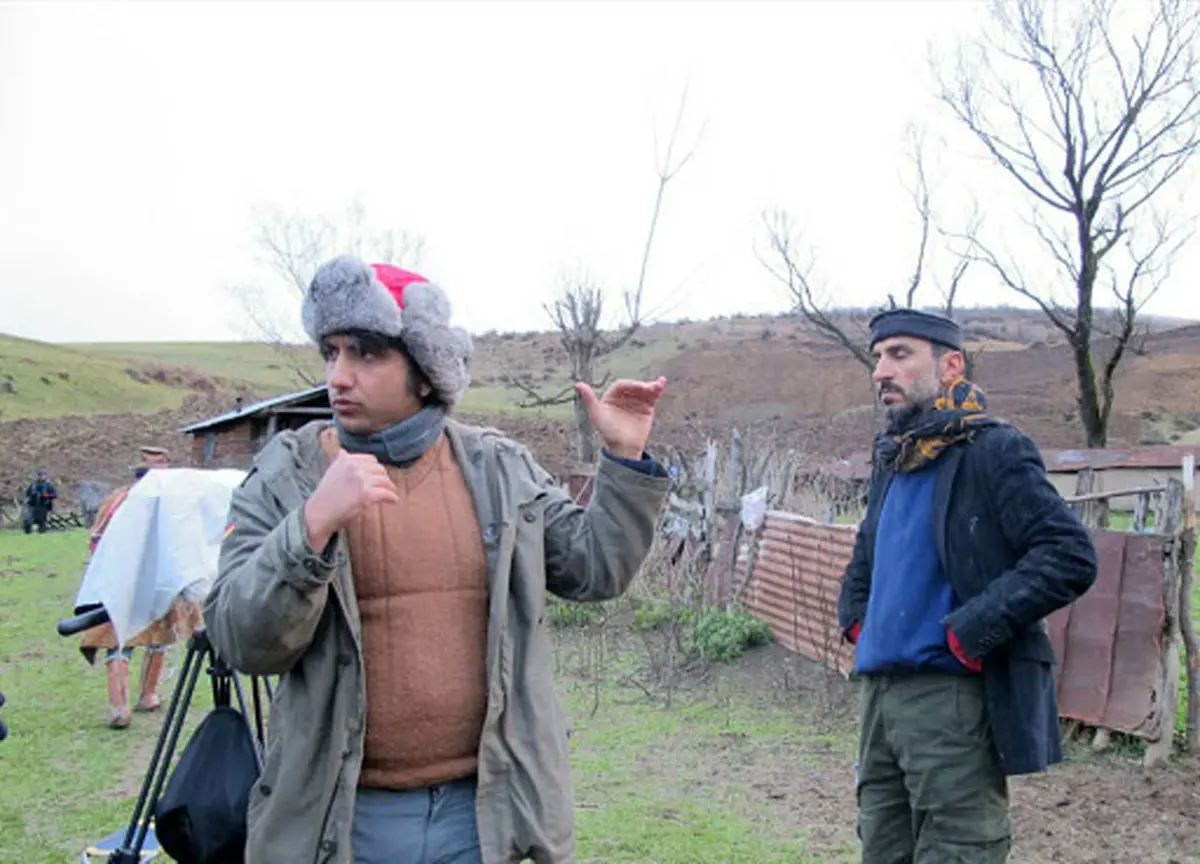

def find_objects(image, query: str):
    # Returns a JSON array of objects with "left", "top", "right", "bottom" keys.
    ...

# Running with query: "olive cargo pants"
[{"left": 856, "top": 673, "right": 1012, "bottom": 863}]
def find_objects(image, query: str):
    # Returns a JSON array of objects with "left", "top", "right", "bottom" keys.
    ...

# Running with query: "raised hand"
[
  {"left": 303, "top": 452, "right": 399, "bottom": 551},
  {"left": 576, "top": 377, "right": 668, "bottom": 460}
]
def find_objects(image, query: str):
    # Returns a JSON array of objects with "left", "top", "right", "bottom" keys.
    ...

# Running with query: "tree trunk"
[
  {"left": 574, "top": 355, "right": 597, "bottom": 465},
  {"left": 1074, "top": 228, "right": 1107, "bottom": 448},
  {"left": 1074, "top": 340, "right": 1107, "bottom": 448},
  {"left": 573, "top": 394, "right": 596, "bottom": 465}
]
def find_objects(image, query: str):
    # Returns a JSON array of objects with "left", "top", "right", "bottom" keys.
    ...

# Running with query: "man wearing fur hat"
[
  {"left": 205, "top": 257, "right": 671, "bottom": 864},
  {"left": 837, "top": 309, "right": 1098, "bottom": 862}
]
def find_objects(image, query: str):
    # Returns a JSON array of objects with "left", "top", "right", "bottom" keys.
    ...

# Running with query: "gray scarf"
[{"left": 335, "top": 405, "right": 448, "bottom": 467}]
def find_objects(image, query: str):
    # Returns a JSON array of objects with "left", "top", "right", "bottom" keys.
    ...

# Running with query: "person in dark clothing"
[
  {"left": 23, "top": 470, "right": 58, "bottom": 534},
  {"left": 837, "top": 308, "right": 1098, "bottom": 863}
]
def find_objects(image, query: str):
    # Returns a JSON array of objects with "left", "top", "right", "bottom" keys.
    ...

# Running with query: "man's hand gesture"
[
  {"left": 303, "top": 452, "right": 399, "bottom": 551},
  {"left": 576, "top": 377, "right": 668, "bottom": 461}
]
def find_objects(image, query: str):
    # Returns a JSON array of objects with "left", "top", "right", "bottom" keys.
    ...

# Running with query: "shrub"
[
  {"left": 545, "top": 596, "right": 609, "bottom": 629},
  {"left": 630, "top": 597, "right": 691, "bottom": 631},
  {"left": 687, "top": 606, "right": 772, "bottom": 663}
]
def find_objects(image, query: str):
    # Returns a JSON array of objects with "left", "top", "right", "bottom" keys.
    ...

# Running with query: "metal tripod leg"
[
  {"left": 106, "top": 630, "right": 212, "bottom": 863},
  {"left": 103, "top": 627, "right": 269, "bottom": 863}
]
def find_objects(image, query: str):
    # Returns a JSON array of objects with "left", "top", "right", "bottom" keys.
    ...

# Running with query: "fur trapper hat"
[{"left": 302, "top": 255, "right": 473, "bottom": 406}]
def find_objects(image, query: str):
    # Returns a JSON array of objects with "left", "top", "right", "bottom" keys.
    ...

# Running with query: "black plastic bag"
[{"left": 154, "top": 705, "right": 261, "bottom": 863}]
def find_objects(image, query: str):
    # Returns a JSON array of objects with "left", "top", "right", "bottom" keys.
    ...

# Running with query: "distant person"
[
  {"left": 837, "top": 308, "right": 1098, "bottom": 862},
  {"left": 205, "top": 256, "right": 671, "bottom": 863},
  {"left": 79, "top": 445, "right": 202, "bottom": 729},
  {"left": 22, "top": 469, "right": 57, "bottom": 534}
]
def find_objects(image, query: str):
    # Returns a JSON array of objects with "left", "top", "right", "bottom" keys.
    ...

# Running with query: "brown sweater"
[{"left": 324, "top": 429, "right": 489, "bottom": 790}]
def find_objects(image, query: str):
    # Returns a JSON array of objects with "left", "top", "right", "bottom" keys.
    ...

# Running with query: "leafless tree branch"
[
  {"left": 513, "top": 91, "right": 701, "bottom": 463},
  {"left": 937, "top": 0, "right": 1200, "bottom": 446},
  {"left": 757, "top": 132, "right": 977, "bottom": 372}
]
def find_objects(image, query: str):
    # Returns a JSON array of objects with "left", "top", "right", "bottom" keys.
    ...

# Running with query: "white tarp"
[{"left": 74, "top": 467, "right": 246, "bottom": 646}]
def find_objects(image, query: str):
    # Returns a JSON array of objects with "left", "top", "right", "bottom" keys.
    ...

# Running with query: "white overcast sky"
[{"left": 1, "top": 0, "right": 1196, "bottom": 343}]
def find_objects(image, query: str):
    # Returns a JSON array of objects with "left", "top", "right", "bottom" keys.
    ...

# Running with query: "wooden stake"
[
  {"left": 1178, "top": 455, "right": 1198, "bottom": 750},
  {"left": 1146, "top": 479, "right": 1185, "bottom": 768}
]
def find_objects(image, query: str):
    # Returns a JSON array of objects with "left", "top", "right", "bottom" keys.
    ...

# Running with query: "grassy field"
[
  {"left": 4, "top": 528, "right": 1200, "bottom": 862},
  {"left": 0, "top": 529, "right": 854, "bottom": 863},
  {"left": 70, "top": 340, "right": 322, "bottom": 398},
  {"left": 69, "top": 332, "right": 690, "bottom": 423},
  {"left": 0, "top": 335, "right": 187, "bottom": 421}
]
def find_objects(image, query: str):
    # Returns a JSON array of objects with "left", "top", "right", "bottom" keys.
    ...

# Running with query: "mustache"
[{"left": 878, "top": 382, "right": 906, "bottom": 397}]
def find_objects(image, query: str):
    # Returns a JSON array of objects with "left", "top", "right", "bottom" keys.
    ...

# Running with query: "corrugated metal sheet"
[
  {"left": 739, "top": 511, "right": 856, "bottom": 675},
  {"left": 179, "top": 385, "right": 330, "bottom": 433},
  {"left": 1046, "top": 530, "right": 1169, "bottom": 737},
  {"left": 741, "top": 515, "right": 1172, "bottom": 738}
]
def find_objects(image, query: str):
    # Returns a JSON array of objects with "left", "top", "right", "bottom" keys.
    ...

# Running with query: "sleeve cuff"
[
  {"left": 601, "top": 448, "right": 669, "bottom": 478},
  {"left": 281, "top": 508, "right": 338, "bottom": 589},
  {"left": 947, "top": 626, "right": 983, "bottom": 673}
]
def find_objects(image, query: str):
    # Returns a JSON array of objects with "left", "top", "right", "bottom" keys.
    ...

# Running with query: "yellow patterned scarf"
[{"left": 877, "top": 378, "right": 999, "bottom": 474}]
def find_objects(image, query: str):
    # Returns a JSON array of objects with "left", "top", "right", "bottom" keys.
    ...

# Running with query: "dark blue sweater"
[{"left": 853, "top": 466, "right": 964, "bottom": 675}]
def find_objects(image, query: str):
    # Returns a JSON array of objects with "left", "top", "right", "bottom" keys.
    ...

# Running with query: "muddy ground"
[{"left": 679, "top": 641, "right": 1200, "bottom": 864}]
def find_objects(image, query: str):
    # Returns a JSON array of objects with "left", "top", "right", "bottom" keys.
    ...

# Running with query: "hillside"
[
  {"left": 4, "top": 306, "right": 1200, "bottom": 509},
  {"left": 0, "top": 334, "right": 207, "bottom": 421}
]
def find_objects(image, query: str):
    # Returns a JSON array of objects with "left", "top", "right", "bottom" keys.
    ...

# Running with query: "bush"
[
  {"left": 545, "top": 596, "right": 609, "bottom": 629},
  {"left": 686, "top": 606, "right": 772, "bottom": 663},
  {"left": 630, "top": 597, "right": 691, "bottom": 631}
]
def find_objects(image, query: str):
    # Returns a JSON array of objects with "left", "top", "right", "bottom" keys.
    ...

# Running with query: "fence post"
[
  {"left": 1072, "top": 469, "right": 1099, "bottom": 527},
  {"left": 1178, "top": 455, "right": 1198, "bottom": 751},
  {"left": 1145, "top": 478, "right": 1185, "bottom": 768}
]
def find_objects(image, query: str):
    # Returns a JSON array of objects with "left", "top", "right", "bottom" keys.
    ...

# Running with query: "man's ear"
[{"left": 939, "top": 349, "right": 966, "bottom": 385}]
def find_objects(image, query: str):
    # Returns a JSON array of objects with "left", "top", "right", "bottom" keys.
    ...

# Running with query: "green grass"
[
  {"left": 0, "top": 528, "right": 852, "bottom": 862},
  {"left": 43, "top": 333, "right": 686, "bottom": 424},
  {"left": 0, "top": 529, "right": 206, "bottom": 862},
  {"left": 0, "top": 335, "right": 187, "bottom": 421},
  {"left": 561, "top": 660, "right": 856, "bottom": 863},
  {"left": 68, "top": 340, "right": 323, "bottom": 397},
  {"left": 568, "top": 707, "right": 853, "bottom": 862}
]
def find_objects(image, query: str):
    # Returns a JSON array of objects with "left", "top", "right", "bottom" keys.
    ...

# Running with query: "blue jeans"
[{"left": 353, "top": 777, "right": 482, "bottom": 864}]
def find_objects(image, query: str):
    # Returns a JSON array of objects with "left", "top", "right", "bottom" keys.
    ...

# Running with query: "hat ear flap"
[{"left": 398, "top": 283, "right": 472, "bottom": 405}]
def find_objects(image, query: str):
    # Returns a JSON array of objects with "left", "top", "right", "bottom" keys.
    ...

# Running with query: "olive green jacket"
[{"left": 203, "top": 419, "right": 670, "bottom": 863}]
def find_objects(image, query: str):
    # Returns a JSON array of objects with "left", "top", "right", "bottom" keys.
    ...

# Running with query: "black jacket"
[
  {"left": 25, "top": 480, "right": 57, "bottom": 511},
  {"left": 837, "top": 423, "right": 1098, "bottom": 775}
]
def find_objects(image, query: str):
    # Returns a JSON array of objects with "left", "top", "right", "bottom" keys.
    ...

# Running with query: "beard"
[{"left": 880, "top": 386, "right": 937, "bottom": 434}]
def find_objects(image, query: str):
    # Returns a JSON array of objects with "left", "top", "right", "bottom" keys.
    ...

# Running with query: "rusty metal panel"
[
  {"left": 740, "top": 511, "right": 856, "bottom": 675},
  {"left": 1052, "top": 530, "right": 1126, "bottom": 724},
  {"left": 1104, "top": 534, "right": 1168, "bottom": 736},
  {"left": 1049, "top": 529, "right": 1170, "bottom": 736},
  {"left": 740, "top": 515, "right": 1172, "bottom": 739}
]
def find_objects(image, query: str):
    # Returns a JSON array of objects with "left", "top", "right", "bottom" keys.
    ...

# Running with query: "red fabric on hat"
[{"left": 371, "top": 263, "right": 428, "bottom": 310}]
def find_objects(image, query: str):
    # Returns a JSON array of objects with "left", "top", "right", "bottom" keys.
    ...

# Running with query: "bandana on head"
[{"left": 875, "top": 378, "right": 1001, "bottom": 473}]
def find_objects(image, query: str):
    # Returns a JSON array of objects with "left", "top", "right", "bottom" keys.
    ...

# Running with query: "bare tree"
[
  {"left": 757, "top": 131, "right": 977, "bottom": 373},
  {"left": 938, "top": 0, "right": 1200, "bottom": 447},
  {"left": 231, "top": 197, "right": 425, "bottom": 386},
  {"left": 510, "top": 96, "right": 701, "bottom": 464}
]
